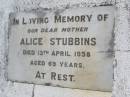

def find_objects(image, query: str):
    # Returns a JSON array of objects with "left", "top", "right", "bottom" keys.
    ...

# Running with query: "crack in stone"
[{"left": 32, "top": 84, "right": 35, "bottom": 97}]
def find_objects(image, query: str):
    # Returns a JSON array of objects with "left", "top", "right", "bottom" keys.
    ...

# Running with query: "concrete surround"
[{"left": 0, "top": 0, "right": 130, "bottom": 97}]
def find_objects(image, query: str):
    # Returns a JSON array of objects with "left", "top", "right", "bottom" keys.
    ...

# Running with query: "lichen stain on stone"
[
  {"left": 54, "top": 4, "right": 71, "bottom": 15},
  {"left": 108, "top": 20, "right": 115, "bottom": 52},
  {"left": 54, "top": 8, "right": 66, "bottom": 16},
  {"left": 73, "top": 70, "right": 99, "bottom": 90},
  {"left": 56, "top": 84, "right": 62, "bottom": 87},
  {"left": 9, "top": 13, "right": 16, "bottom": 25},
  {"left": 71, "top": 45, "right": 113, "bottom": 91},
  {"left": 26, "top": 7, "right": 53, "bottom": 18},
  {"left": 8, "top": 13, "right": 16, "bottom": 40},
  {"left": 71, "top": 47, "right": 100, "bottom": 90},
  {"left": 104, "top": 20, "right": 115, "bottom": 58},
  {"left": 44, "top": 83, "right": 52, "bottom": 86}
]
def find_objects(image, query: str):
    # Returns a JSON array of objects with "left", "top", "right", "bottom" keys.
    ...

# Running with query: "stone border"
[{"left": 7, "top": 5, "right": 116, "bottom": 92}]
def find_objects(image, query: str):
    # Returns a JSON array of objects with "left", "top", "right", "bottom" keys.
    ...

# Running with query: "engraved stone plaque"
[{"left": 8, "top": 6, "right": 115, "bottom": 91}]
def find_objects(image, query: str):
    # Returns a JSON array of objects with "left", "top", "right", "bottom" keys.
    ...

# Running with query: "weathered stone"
[{"left": 8, "top": 6, "right": 115, "bottom": 91}]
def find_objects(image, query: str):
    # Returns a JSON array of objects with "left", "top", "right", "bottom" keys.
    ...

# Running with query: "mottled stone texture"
[
  {"left": 34, "top": 85, "right": 112, "bottom": 97},
  {"left": 0, "top": 0, "right": 130, "bottom": 97}
]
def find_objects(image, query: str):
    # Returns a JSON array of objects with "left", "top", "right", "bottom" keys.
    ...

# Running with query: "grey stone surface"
[
  {"left": 0, "top": 0, "right": 130, "bottom": 97},
  {"left": 114, "top": 7, "right": 130, "bottom": 51},
  {"left": 113, "top": 51, "right": 130, "bottom": 97},
  {"left": 34, "top": 85, "right": 112, "bottom": 97},
  {"left": 5, "top": 83, "right": 33, "bottom": 97},
  {"left": 8, "top": 6, "right": 115, "bottom": 91}
]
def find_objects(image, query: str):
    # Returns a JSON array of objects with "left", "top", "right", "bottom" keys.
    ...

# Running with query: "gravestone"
[{"left": 8, "top": 6, "right": 115, "bottom": 92}]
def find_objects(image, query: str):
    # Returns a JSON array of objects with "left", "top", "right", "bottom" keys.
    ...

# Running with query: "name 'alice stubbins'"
[{"left": 20, "top": 37, "right": 96, "bottom": 46}]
